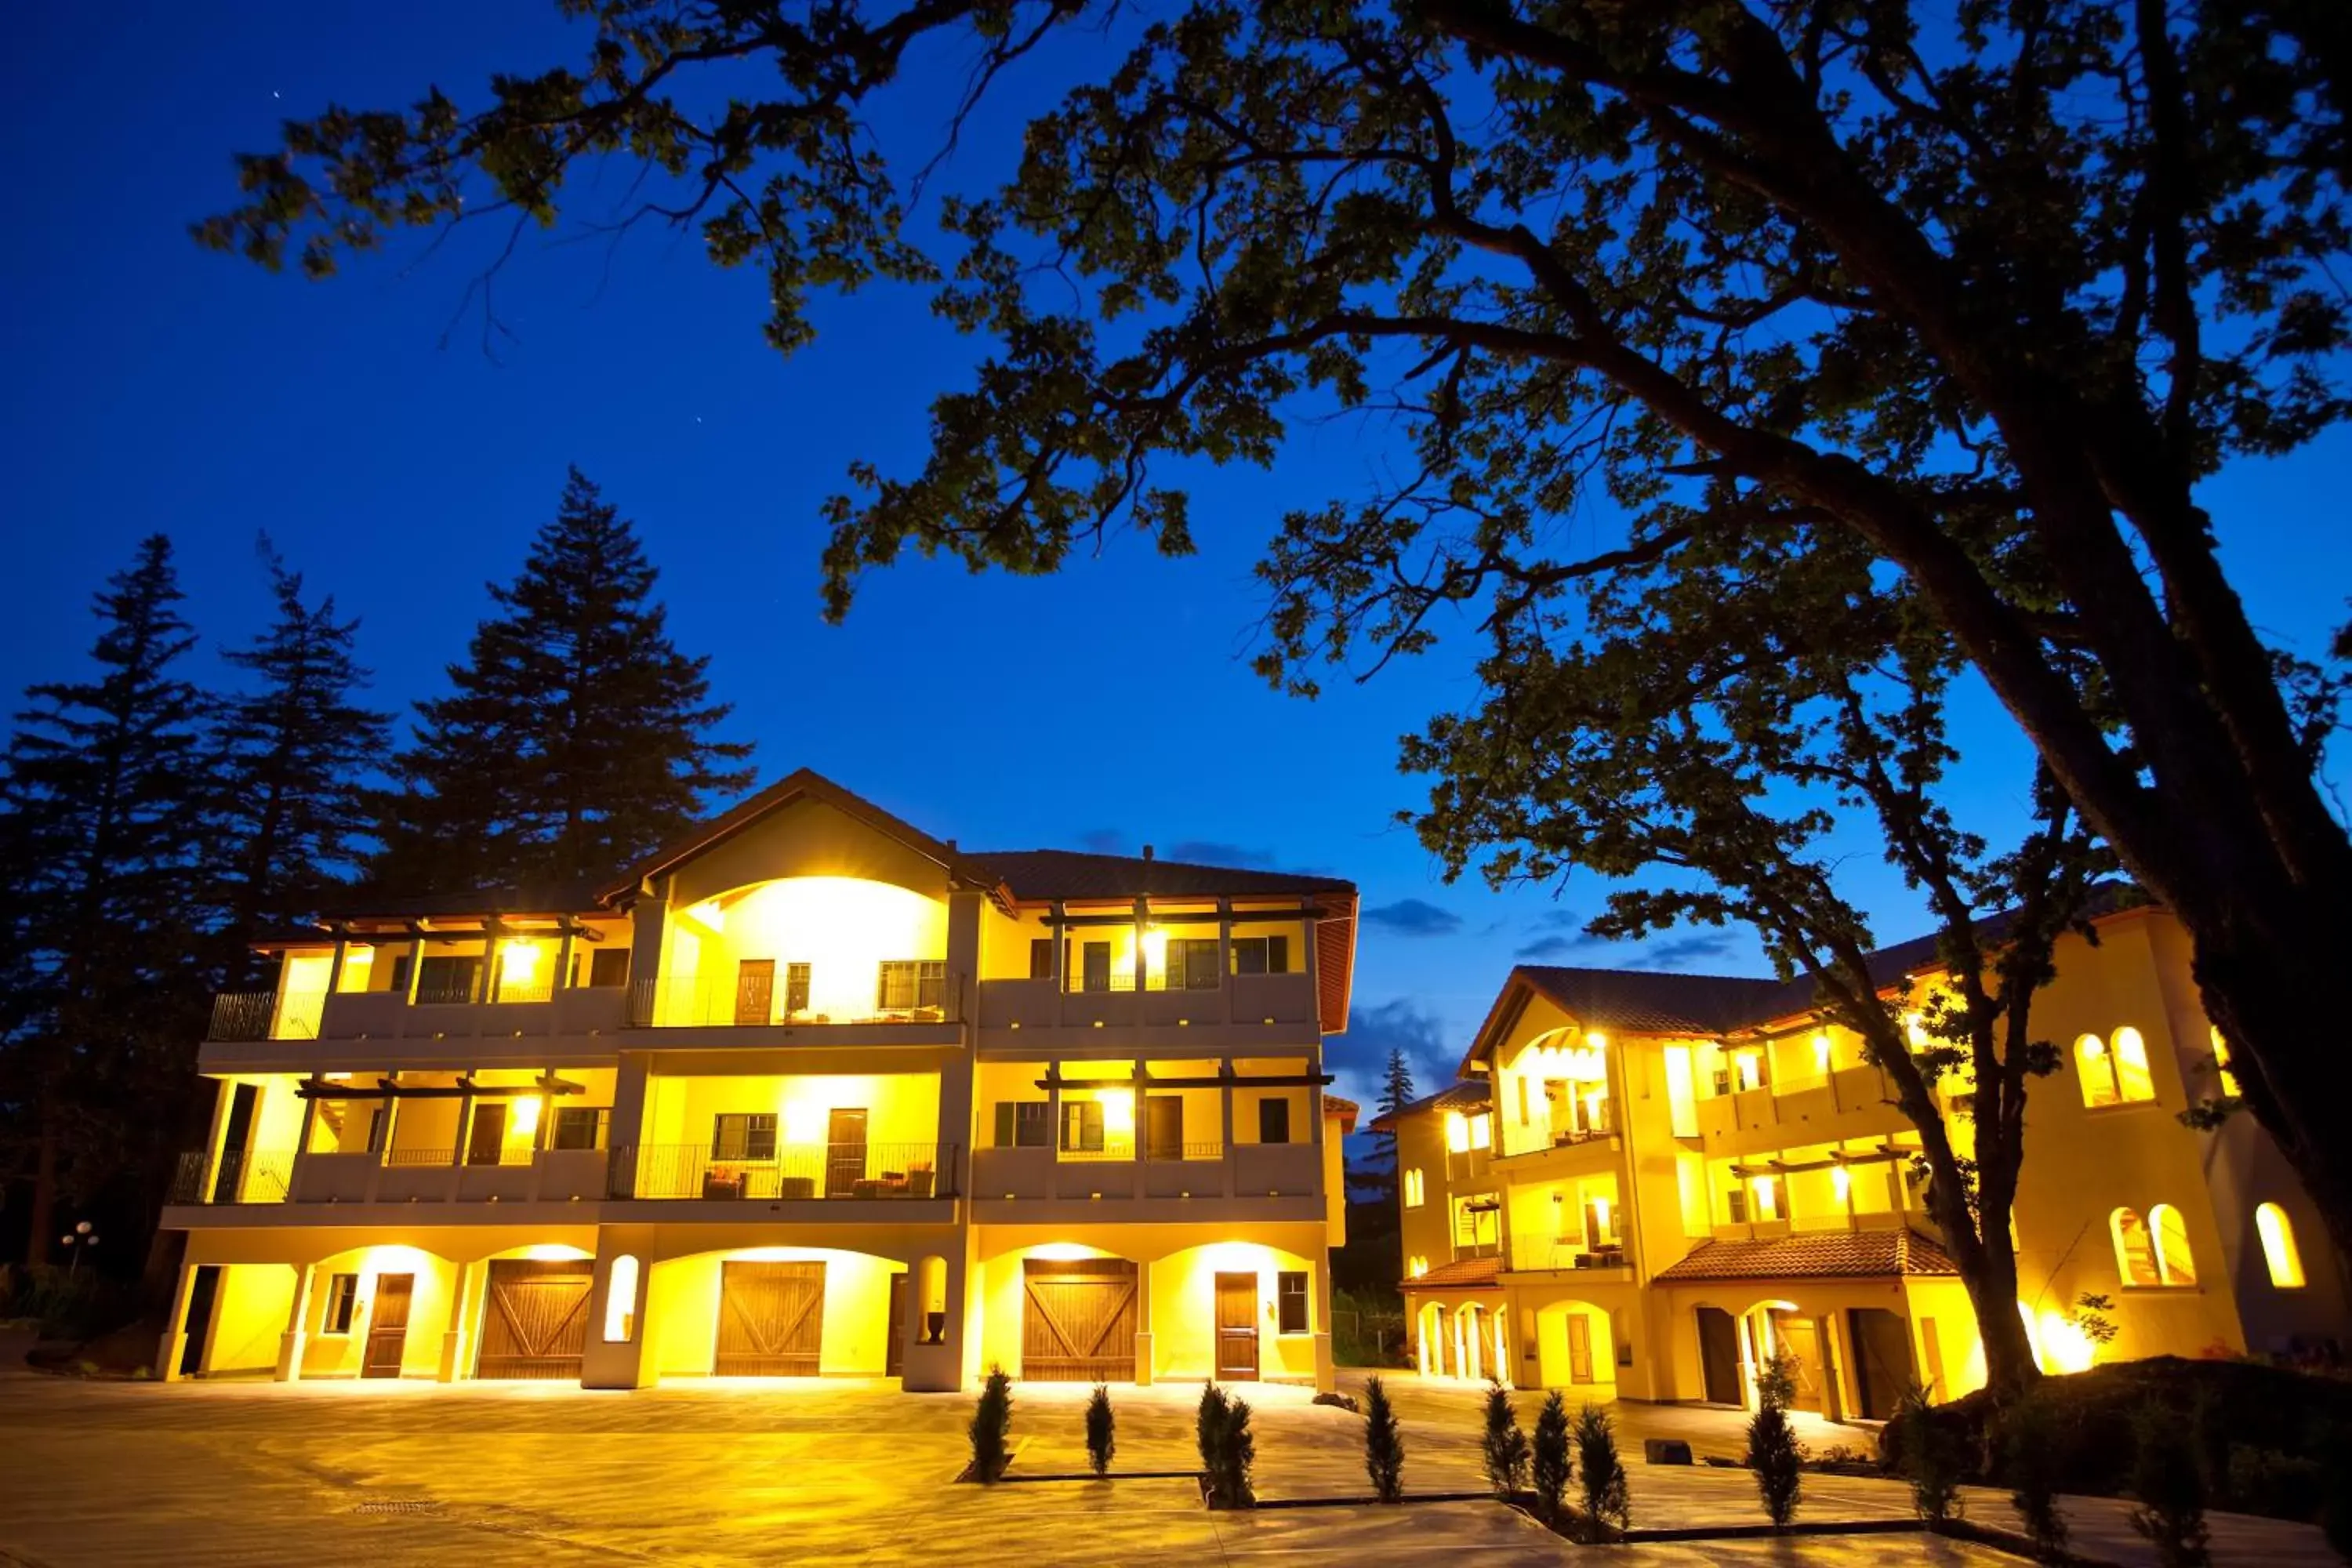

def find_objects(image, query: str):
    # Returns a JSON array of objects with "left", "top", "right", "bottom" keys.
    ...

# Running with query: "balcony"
[
  {"left": 970, "top": 1138, "right": 1317, "bottom": 1202},
  {"left": 626, "top": 971, "right": 963, "bottom": 1030},
  {"left": 167, "top": 1145, "right": 612, "bottom": 1208},
  {"left": 1501, "top": 1230, "right": 1630, "bottom": 1276},
  {"left": 975, "top": 971, "right": 1317, "bottom": 1033},
  {"left": 608, "top": 1142, "right": 957, "bottom": 1200},
  {"left": 1497, "top": 1108, "right": 1618, "bottom": 1162}
]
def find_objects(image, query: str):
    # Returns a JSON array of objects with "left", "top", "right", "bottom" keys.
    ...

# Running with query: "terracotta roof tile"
[
  {"left": 1405, "top": 1256, "right": 1501, "bottom": 1290},
  {"left": 1653, "top": 1229, "right": 1959, "bottom": 1283},
  {"left": 970, "top": 848, "right": 1355, "bottom": 902}
]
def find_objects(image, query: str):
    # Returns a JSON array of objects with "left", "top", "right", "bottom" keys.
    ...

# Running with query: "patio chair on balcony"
[{"left": 702, "top": 1167, "right": 748, "bottom": 1200}]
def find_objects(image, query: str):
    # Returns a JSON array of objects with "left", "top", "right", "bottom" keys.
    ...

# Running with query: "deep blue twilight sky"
[{"left": 4, "top": 4, "right": 2347, "bottom": 1112}]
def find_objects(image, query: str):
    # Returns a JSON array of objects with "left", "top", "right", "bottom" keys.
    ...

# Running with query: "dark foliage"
[
  {"left": 1362, "top": 1373, "right": 1404, "bottom": 1503},
  {"left": 1085, "top": 1384, "right": 1115, "bottom": 1477},
  {"left": 1895, "top": 1381, "right": 1965, "bottom": 1523},
  {"left": 2127, "top": 1399, "right": 2212, "bottom": 1568},
  {"left": 2001, "top": 1389, "right": 2071, "bottom": 1560},
  {"left": 1481, "top": 1378, "right": 1530, "bottom": 1497},
  {"left": 1530, "top": 1389, "right": 1572, "bottom": 1526},
  {"left": 1573, "top": 1401, "right": 1630, "bottom": 1541},
  {"left": 968, "top": 1365, "right": 1013, "bottom": 1483}
]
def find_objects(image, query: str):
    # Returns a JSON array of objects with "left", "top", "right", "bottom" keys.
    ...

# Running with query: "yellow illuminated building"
[
  {"left": 158, "top": 770, "right": 1360, "bottom": 1392},
  {"left": 1378, "top": 903, "right": 2347, "bottom": 1416}
]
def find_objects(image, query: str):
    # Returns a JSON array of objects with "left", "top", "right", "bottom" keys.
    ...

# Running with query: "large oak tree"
[{"left": 202, "top": 0, "right": 2352, "bottom": 1255}]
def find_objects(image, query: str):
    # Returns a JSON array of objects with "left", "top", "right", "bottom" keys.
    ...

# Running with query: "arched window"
[
  {"left": 2149, "top": 1204, "right": 2196, "bottom": 1286},
  {"left": 602, "top": 1254, "right": 640, "bottom": 1341},
  {"left": 2111, "top": 1207, "right": 2160, "bottom": 1286},
  {"left": 2209, "top": 1027, "right": 2242, "bottom": 1098},
  {"left": 2077, "top": 1035, "right": 2119, "bottom": 1107},
  {"left": 2111, "top": 1028, "right": 2156, "bottom": 1103},
  {"left": 1403, "top": 1168, "right": 1426, "bottom": 1208},
  {"left": 2256, "top": 1203, "right": 2305, "bottom": 1288}
]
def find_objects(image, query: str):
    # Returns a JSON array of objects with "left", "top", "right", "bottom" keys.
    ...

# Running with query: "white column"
[
  {"left": 1454, "top": 1310, "right": 1468, "bottom": 1381},
  {"left": 1493, "top": 1306, "right": 1510, "bottom": 1391},
  {"left": 438, "top": 1261, "right": 477, "bottom": 1381},
  {"left": 1312, "top": 1253, "right": 1335, "bottom": 1394},
  {"left": 274, "top": 1263, "right": 317, "bottom": 1381},
  {"left": 555, "top": 926, "right": 578, "bottom": 993},
  {"left": 1219, "top": 1061, "right": 1237, "bottom": 1197},
  {"left": 1133, "top": 1257, "right": 1156, "bottom": 1387}
]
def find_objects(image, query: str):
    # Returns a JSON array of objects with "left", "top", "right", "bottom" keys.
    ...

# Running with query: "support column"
[
  {"left": 402, "top": 933, "right": 426, "bottom": 1002},
  {"left": 581, "top": 1226, "right": 658, "bottom": 1389},
  {"left": 451, "top": 1088, "right": 474, "bottom": 1168},
  {"left": 1453, "top": 1309, "right": 1468, "bottom": 1381},
  {"left": 901, "top": 1248, "right": 969, "bottom": 1392},
  {"left": 325, "top": 935, "right": 349, "bottom": 997},
  {"left": 555, "top": 925, "right": 578, "bottom": 993},
  {"left": 1416, "top": 1306, "right": 1431, "bottom": 1379},
  {"left": 274, "top": 1263, "right": 318, "bottom": 1381},
  {"left": 1312, "top": 1253, "right": 1335, "bottom": 1393},
  {"left": 1217, "top": 899, "right": 1233, "bottom": 1025},
  {"left": 296, "top": 1076, "right": 321, "bottom": 1156},
  {"left": 1491, "top": 1305, "right": 1509, "bottom": 1392},
  {"left": 1219, "top": 1062, "right": 1236, "bottom": 1198},
  {"left": 439, "top": 1261, "right": 478, "bottom": 1381},
  {"left": 158, "top": 1263, "right": 198, "bottom": 1381},
  {"left": 1133, "top": 1257, "right": 1156, "bottom": 1387},
  {"left": 608, "top": 1054, "right": 651, "bottom": 1196}
]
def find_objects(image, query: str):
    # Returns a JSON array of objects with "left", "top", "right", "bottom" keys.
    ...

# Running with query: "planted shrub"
[
  {"left": 1482, "top": 1379, "right": 1530, "bottom": 1498},
  {"left": 1573, "top": 1402, "right": 1631, "bottom": 1541},
  {"left": 1197, "top": 1381, "right": 1255, "bottom": 1507},
  {"left": 1748, "top": 1351, "right": 1805, "bottom": 1528},
  {"left": 2128, "top": 1401, "right": 2212, "bottom": 1568},
  {"left": 1086, "top": 1384, "right": 1116, "bottom": 1478},
  {"left": 1198, "top": 1382, "right": 1230, "bottom": 1498},
  {"left": 1363, "top": 1374, "right": 1406, "bottom": 1503},
  {"left": 1531, "top": 1390, "right": 1573, "bottom": 1527},
  {"left": 2002, "top": 1391, "right": 2070, "bottom": 1562},
  {"left": 968, "top": 1366, "right": 1013, "bottom": 1483},
  {"left": 1895, "top": 1381, "right": 1965, "bottom": 1523}
]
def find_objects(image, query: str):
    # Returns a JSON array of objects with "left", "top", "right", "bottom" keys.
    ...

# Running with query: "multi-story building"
[
  {"left": 1377, "top": 901, "right": 2346, "bottom": 1419},
  {"left": 156, "top": 769, "right": 1359, "bottom": 1393}
]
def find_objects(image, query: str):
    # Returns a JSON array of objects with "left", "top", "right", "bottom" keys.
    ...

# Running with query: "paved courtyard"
[{"left": 0, "top": 1344, "right": 2332, "bottom": 1566}]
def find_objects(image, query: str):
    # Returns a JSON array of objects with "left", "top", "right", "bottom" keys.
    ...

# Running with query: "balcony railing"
[
  {"left": 1502, "top": 1231, "right": 1628, "bottom": 1273},
  {"left": 169, "top": 1149, "right": 297, "bottom": 1205},
  {"left": 626, "top": 972, "right": 961, "bottom": 1029},
  {"left": 609, "top": 1142, "right": 957, "bottom": 1200},
  {"left": 1498, "top": 1109, "right": 1617, "bottom": 1160},
  {"left": 1058, "top": 1137, "right": 1137, "bottom": 1163},
  {"left": 207, "top": 991, "right": 306, "bottom": 1043}
]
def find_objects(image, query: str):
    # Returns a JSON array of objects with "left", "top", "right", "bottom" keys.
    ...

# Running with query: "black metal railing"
[
  {"left": 609, "top": 1142, "right": 957, "bottom": 1200},
  {"left": 205, "top": 991, "right": 285, "bottom": 1042},
  {"left": 168, "top": 1148, "right": 296, "bottom": 1204},
  {"left": 626, "top": 972, "right": 963, "bottom": 1029},
  {"left": 1057, "top": 1136, "right": 1137, "bottom": 1163},
  {"left": 383, "top": 1146, "right": 458, "bottom": 1168}
]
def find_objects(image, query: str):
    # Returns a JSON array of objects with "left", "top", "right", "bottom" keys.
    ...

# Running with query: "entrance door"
[
  {"left": 1215, "top": 1272, "right": 1260, "bottom": 1380},
  {"left": 1567, "top": 1314, "right": 1595, "bottom": 1383},
  {"left": 363, "top": 1274, "right": 416, "bottom": 1378},
  {"left": 1697, "top": 1306, "right": 1742, "bottom": 1405},
  {"left": 1849, "top": 1308, "right": 1914, "bottom": 1421},
  {"left": 1145, "top": 1095, "right": 1184, "bottom": 1161},
  {"left": 1022, "top": 1259, "right": 1138, "bottom": 1381},
  {"left": 825, "top": 1107, "right": 869, "bottom": 1197},
  {"left": 464, "top": 1102, "right": 508, "bottom": 1166},
  {"left": 1769, "top": 1311, "right": 1826, "bottom": 1413},
  {"left": 474, "top": 1259, "right": 592, "bottom": 1379},
  {"left": 714, "top": 1260, "right": 825, "bottom": 1375},
  {"left": 886, "top": 1272, "right": 908, "bottom": 1378},
  {"left": 212, "top": 1085, "right": 259, "bottom": 1202},
  {"left": 178, "top": 1265, "right": 221, "bottom": 1377},
  {"left": 735, "top": 959, "right": 775, "bottom": 1025}
]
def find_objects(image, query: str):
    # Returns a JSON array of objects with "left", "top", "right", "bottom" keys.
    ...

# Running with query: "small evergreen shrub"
[
  {"left": 1363, "top": 1374, "right": 1406, "bottom": 1503},
  {"left": 1086, "top": 1384, "right": 1116, "bottom": 1478},
  {"left": 1481, "top": 1379, "right": 1530, "bottom": 1498},
  {"left": 1531, "top": 1389, "right": 1573, "bottom": 1526},
  {"left": 1895, "top": 1381, "right": 1964, "bottom": 1523},
  {"left": 1197, "top": 1381, "right": 1255, "bottom": 1507},
  {"left": 2127, "top": 1400, "right": 2212, "bottom": 1568},
  {"left": 968, "top": 1366, "right": 1013, "bottom": 1483},
  {"left": 2002, "top": 1390, "right": 2070, "bottom": 1561},
  {"left": 1748, "top": 1351, "right": 1804, "bottom": 1528},
  {"left": 1197, "top": 1382, "right": 1230, "bottom": 1497},
  {"left": 1573, "top": 1402, "right": 1631, "bottom": 1541}
]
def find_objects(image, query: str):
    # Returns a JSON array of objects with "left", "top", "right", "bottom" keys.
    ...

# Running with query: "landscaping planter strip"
[
  {"left": 1247, "top": 1490, "right": 1497, "bottom": 1510},
  {"left": 993, "top": 1471, "right": 1200, "bottom": 1483},
  {"left": 1623, "top": 1517, "right": 1929, "bottom": 1543}
]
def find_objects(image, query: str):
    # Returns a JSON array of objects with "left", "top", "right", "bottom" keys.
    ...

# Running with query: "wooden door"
[
  {"left": 714, "top": 1261, "right": 825, "bottom": 1375},
  {"left": 735, "top": 959, "right": 775, "bottom": 1025},
  {"left": 363, "top": 1274, "right": 415, "bottom": 1378},
  {"left": 824, "top": 1108, "right": 869, "bottom": 1197},
  {"left": 1697, "top": 1307, "right": 1742, "bottom": 1405},
  {"left": 178, "top": 1265, "right": 221, "bottom": 1377},
  {"left": 1848, "top": 1308, "right": 1914, "bottom": 1421},
  {"left": 1145, "top": 1095, "right": 1184, "bottom": 1161},
  {"left": 1770, "top": 1312, "right": 1826, "bottom": 1412},
  {"left": 464, "top": 1102, "right": 508, "bottom": 1166},
  {"left": 473, "top": 1260, "right": 590, "bottom": 1379},
  {"left": 1022, "top": 1259, "right": 1137, "bottom": 1381},
  {"left": 886, "top": 1272, "right": 908, "bottom": 1378},
  {"left": 1567, "top": 1314, "right": 1595, "bottom": 1383},
  {"left": 1215, "top": 1272, "right": 1259, "bottom": 1380}
]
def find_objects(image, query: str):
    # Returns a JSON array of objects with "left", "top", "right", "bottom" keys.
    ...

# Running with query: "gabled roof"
[
  {"left": 1652, "top": 1228, "right": 1958, "bottom": 1283},
  {"left": 597, "top": 768, "right": 1013, "bottom": 906},
  {"left": 1518, "top": 967, "right": 1792, "bottom": 1036},
  {"left": 1405, "top": 1256, "right": 1501, "bottom": 1290},
  {"left": 967, "top": 848, "right": 1354, "bottom": 904},
  {"left": 1324, "top": 1094, "right": 1361, "bottom": 1134},
  {"left": 1364, "top": 1079, "right": 1489, "bottom": 1134}
]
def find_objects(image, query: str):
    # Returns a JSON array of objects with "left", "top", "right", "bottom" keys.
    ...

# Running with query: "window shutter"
[
  {"left": 1268, "top": 935, "right": 1289, "bottom": 973},
  {"left": 995, "top": 1103, "right": 1016, "bottom": 1148}
]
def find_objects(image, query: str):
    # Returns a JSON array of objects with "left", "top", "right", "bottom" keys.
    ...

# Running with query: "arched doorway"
[{"left": 1534, "top": 1299, "right": 1617, "bottom": 1393}]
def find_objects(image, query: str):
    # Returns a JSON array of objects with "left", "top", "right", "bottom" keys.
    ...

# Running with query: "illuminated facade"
[
  {"left": 1380, "top": 903, "right": 2347, "bottom": 1417},
  {"left": 158, "top": 770, "right": 1359, "bottom": 1392}
]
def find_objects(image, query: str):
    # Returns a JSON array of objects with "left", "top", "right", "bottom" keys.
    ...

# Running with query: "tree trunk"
[{"left": 1959, "top": 1232, "right": 2042, "bottom": 1400}]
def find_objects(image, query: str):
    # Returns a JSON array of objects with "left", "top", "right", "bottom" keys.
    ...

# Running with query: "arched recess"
[
  {"left": 2111, "top": 1028, "right": 2156, "bottom": 1103},
  {"left": 2256, "top": 1203, "right": 2305, "bottom": 1288},
  {"left": 1457, "top": 1301, "right": 1485, "bottom": 1381},
  {"left": 296, "top": 1242, "right": 464, "bottom": 1381},
  {"left": 1417, "top": 1301, "right": 1446, "bottom": 1377},
  {"left": 1534, "top": 1298, "right": 1618, "bottom": 1393},
  {"left": 2076, "top": 1034, "right": 2118, "bottom": 1107},
  {"left": 2148, "top": 1203, "right": 2196, "bottom": 1285},
  {"left": 647, "top": 1243, "right": 906, "bottom": 1380}
]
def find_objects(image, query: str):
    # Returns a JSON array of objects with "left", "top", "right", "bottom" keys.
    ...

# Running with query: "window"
[
  {"left": 785, "top": 961, "right": 811, "bottom": 1014},
  {"left": 1145, "top": 1095, "right": 1185, "bottom": 1160},
  {"left": 1164, "top": 938, "right": 1221, "bottom": 991},
  {"left": 993, "top": 1102, "right": 1051, "bottom": 1148},
  {"left": 1081, "top": 942, "right": 1113, "bottom": 993},
  {"left": 1062, "top": 1099, "right": 1105, "bottom": 1152},
  {"left": 365, "top": 1106, "right": 389, "bottom": 1153},
  {"left": 2209, "top": 1027, "right": 2242, "bottom": 1098},
  {"left": 2077, "top": 1034, "right": 2118, "bottom": 1106},
  {"left": 388, "top": 954, "right": 412, "bottom": 993},
  {"left": 1408, "top": 1255, "right": 1428, "bottom": 1279},
  {"left": 321, "top": 1273, "right": 360, "bottom": 1334},
  {"left": 2150, "top": 1203, "right": 2196, "bottom": 1285},
  {"left": 1454, "top": 1196, "right": 1499, "bottom": 1250},
  {"left": 414, "top": 954, "right": 481, "bottom": 1006},
  {"left": 2256, "top": 1202, "right": 2305, "bottom": 1288},
  {"left": 1231, "top": 935, "right": 1290, "bottom": 975},
  {"left": 2080, "top": 1029, "right": 2157, "bottom": 1106},
  {"left": 1276, "top": 1272, "right": 1308, "bottom": 1334},
  {"left": 1029, "top": 938, "right": 1055, "bottom": 979},
  {"left": 2111, "top": 1207, "right": 2160, "bottom": 1285},
  {"left": 552, "top": 1107, "right": 608, "bottom": 1151},
  {"left": 1258, "top": 1098, "right": 1292, "bottom": 1145},
  {"left": 712, "top": 1112, "right": 777, "bottom": 1162},
  {"left": 586, "top": 948, "right": 631, "bottom": 989},
  {"left": 1725, "top": 1186, "right": 1748, "bottom": 1224},
  {"left": 603, "top": 1255, "right": 639, "bottom": 1343},
  {"left": 1403, "top": 1167, "right": 1426, "bottom": 1208},
  {"left": 1468, "top": 1113, "right": 1491, "bottom": 1150},
  {"left": 2111, "top": 1028, "right": 2156, "bottom": 1103},
  {"left": 877, "top": 960, "right": 946, "bottom": 1012}
]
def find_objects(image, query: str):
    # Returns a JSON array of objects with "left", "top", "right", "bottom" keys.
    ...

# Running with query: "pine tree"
[
  {"left": 1349, "top": 1046, "right": 1419, "bottom": 1207},
  {"left": 208, "top": 539, "right": 390, "bottom": 982},
  {"left": 371, "top": 467, "right": 753, "bottom": 895},
  {"left": 0, "top": 536, "right": 211, "bottom": 1262}
]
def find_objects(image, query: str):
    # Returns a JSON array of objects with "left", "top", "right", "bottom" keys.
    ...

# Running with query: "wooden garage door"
[
  {"left": 474, "top": 1259, "right": 592, "bottom": 1380},
  {"left": 1022, "top": 1258, "right": 1137, "bottom": 1382},
  {"left": 715, "top": 1261, "right": 826, "bottom": 1376}
]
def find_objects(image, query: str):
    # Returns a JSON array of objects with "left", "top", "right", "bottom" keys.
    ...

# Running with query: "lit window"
[
  {"left": 603, "top": 1254, "right": 640, "bottom": 1342},
  {"left": 2077, "top": 1035, "right": 2119, "bottom": 1107},
  {"left": 321, "top": 1273, "right": 360, "bottom": 1334},
  {"left": 1408, "top": 1255, "right": 1428, "bottom": 1279},
  {"left": 1813, "top": 1033, "right": 1833, "bottom": 1073},
  {"left": 1276, "top": 1271, "right": 1309, "bottom": 1334},
  {"left": 1750, "top": 1174, "right": 1779, "bottom": 1221},
  {"left": 2112, "top": 1029, "right": 2156, "bottom": 1103},
  {"left": 1469, "top": 1114, "right": 1491, "bottom": 1150},
  {"left": 1403, "top": 1168, "right": 1426, "bottom": 1208},
  {"left": 2150, "top": 1203, "right": 2196, "bottom": 1286},
  {"left": 1445, "top": 1112, "right": 1470, "bottom": 1153},
  {"left": 2256, "top": 1203, "right": 2305, "bottom": 1288},
  {"left": 2209, "top": 1027, "right": 2241, "bottom": 1098},
  {"left": 2111, "top": 1207, "right": 2159, "bottom": 1285}
]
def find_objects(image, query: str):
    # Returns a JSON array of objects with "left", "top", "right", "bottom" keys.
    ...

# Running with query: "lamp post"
[{"left": 60, "top": 1220, "right": 99, "bottom": 1279}]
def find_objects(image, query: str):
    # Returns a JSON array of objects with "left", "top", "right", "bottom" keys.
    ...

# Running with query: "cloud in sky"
[
  {"left": 1324, "top": 996, "right": 1453, "bottom": 1126},
  {"left": 1625, "top": 934, "right": 1739, "bottom": 971},
  {"left": 1513, "top": 933, "right": 1583, "bottom": 960},
  {"left": 1166, "top": 839, "right": 1279, "bottom": 869},
  {"left": 1075, "top": 828, "right": 1127, "bottom": 855},
  {"left": 1362, "top": 898, "right": 1464, "bottom": 938}
]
